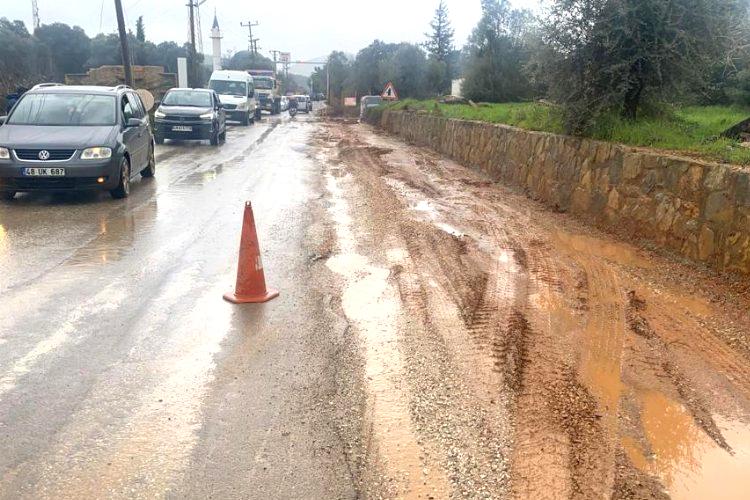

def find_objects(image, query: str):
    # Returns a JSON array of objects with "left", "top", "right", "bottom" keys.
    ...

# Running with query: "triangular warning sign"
[{"left": 381, "top": 81, "right": 399, "bottom": 101}]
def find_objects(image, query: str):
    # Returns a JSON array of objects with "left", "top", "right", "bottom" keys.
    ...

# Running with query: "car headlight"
[
  {"left": 81, "top": 147, "right": 112, "bottom": 160},
  {"left": 236, "top": 102, "right": 247, "bottom": 110},
  {"left": 0, "top": 147, "right": 9, "bottom": 160},
  {"left": 199, "top": 112, "right": 214, "bottom": 120},
  {"left": 154, "top": 110, "right": 165, "bottom": 119}
]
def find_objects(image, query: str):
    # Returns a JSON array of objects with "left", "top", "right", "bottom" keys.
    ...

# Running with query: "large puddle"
[{"left": 624, "top": 390, "right": 750, "bottom": 499}]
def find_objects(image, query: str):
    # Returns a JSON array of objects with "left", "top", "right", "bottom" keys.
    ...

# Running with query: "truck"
[
  {"left": 208, "top": 70, "right": 260, "bottom": 125},
  {"left": 247, "top": 70, "right": 282, "bottom": 115}
]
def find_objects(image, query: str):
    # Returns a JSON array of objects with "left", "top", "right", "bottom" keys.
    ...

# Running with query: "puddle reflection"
[{"left": 626, "top": 389, "right": 750, "bottom": 500}]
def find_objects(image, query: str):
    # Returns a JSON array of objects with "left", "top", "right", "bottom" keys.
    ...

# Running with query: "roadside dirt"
[{"left": 312, "top": 118, "right": 750, "bottom": 499}]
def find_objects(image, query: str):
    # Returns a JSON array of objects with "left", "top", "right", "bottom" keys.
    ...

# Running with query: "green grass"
[{"left": 382, "top": 99, "right": 750, "bottom": 164}]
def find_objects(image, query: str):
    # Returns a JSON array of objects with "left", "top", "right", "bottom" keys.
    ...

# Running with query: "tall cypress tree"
[
  {"left": 424, "top": 1, "right": 454, "bottom": 63},
  {"left": 425, "top": 1, "right": 455, "bottom": 94},
  {"left": 135, "top": 16, "right": 145, "bottom": 43}
]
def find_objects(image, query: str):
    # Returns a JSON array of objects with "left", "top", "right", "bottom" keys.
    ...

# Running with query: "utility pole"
[
  {"left": 114, "top": 0, "right": 133, "bottom": 87},
  {"left": 269, "top": 50, "right": 279, "bottom": 79},
  {"left": 187, "top": 0, "right": 197, "bottom": 87},
  {"left": 240, "top": 21, "right": 259, "bottom": 54}
]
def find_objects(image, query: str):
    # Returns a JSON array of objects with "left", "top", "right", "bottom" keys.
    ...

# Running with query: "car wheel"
[
  {"left": 255, "top": 109, "right": 262, "bottom": 121},
  {"left": 1, "top": 191, "right": 16, "bottom": 201},
  {"left": 155, "top": 134, "right": 165, "bottom": 145},
  {"left": 110, "top": 157, "right": 131, "bottom": 199},
  {"left": 241, "top": 112, "right": 250, "bottom": 126},
  {"left": 220, "top": 129, "right": 227, "bottom": 142},
  {"left": 210, "top": 128, "right": 220, "bottom": 146},
  {"left": 140, "top": 144, "right": 156, "bottom": 177}
]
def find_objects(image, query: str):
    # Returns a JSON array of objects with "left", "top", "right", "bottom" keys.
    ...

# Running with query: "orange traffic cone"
[{"left": 223, "top": 201, "right": 279, "bottom": 304}]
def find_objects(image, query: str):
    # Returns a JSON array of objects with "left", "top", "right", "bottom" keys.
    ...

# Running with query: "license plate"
[
  {"left": 172, "top": 125, "right": 193, "bottom": 132},
  {"left": 23, "top": 167, "right": 65, "bottom": 177}
]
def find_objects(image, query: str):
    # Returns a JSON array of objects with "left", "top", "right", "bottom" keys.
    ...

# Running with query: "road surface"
[{"left": 1, "top": 110, "right": 749, "bottom": 499}]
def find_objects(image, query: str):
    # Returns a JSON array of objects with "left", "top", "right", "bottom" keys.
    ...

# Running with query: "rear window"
[
  {"left": 162, "top": 90, "right": 212, "bottom": 107},
  {"left": 209, "top": 80, "right": 247, "bottom": 97},
  {"left": 8, "top": 93, "right": 117, "bottom": 126},
  {"left": 255, "top": 78, "right": 274, "bottom": 90}
]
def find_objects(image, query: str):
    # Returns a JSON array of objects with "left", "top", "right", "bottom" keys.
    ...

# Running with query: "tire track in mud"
[
  {"left": 339, "top": 123, "right": 619, "bottom": 498},
  {"left": 626, "top": 292, "right": 730, "bottom": 451},
  {"left": 333, "top": 134, "right": 514, "bottom": 497},
  {"left": 350, "top": 125, "right": 629, "bottom": 497},
  {"left": 323, "top": 120, "right": 750, "bottom": 500}
]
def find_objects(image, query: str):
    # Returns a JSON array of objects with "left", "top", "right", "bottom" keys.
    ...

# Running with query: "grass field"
[{"left": 383, "top": 99, "right": 750, "bottom": 165}]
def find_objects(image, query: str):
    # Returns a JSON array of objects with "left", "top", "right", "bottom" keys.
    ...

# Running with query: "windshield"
[
  {"left": 162, "top": 90, "right": 212, "bottom": 107},
  {"left": 8, "top": 93, "right": 116, "bottom": 126},
  {"left": 255, "top": 78, "right": 274, "bottom": 90},
  {"left": 209, "top": 80, "right": 248, "bottom": 97}
]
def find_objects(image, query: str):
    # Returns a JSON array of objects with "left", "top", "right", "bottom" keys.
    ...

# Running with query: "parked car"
[
  {"left": 208, "top": 70, "right": 259, "bottom": 124},
  {"left": 153, "top": 88, "right": 226, "bottom": 146},
  {"left": 0, "top": 83, "right": 155, "bottom": 200},
  {"left": 294, "top": 95, "right": 313, "bottom": 113},
  {"left": 360, "top": 95, "right": 383, "bottom": 120}
]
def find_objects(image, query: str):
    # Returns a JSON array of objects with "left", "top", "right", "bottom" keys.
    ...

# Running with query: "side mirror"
[
  {"left": 125, "top": 117, "right": 142, "bottom": 128},
  {"left": 0, "top": 116, "right": 6, "bottom": 126}
]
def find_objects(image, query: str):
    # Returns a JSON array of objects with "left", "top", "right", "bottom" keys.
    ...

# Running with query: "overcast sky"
[{"left": 5, "top": 0, "right": 541, "bottom": 64}]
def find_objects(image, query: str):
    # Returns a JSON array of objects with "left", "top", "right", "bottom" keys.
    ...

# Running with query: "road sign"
[
  {"left": 344, "top": 97, "right": 357, "bottom": 107},
  {"left": 279, "top": 52, "right": 291, "bottom": 64},
  {"left": 381, "top": 81, "right": 398, "bottom": 100}
]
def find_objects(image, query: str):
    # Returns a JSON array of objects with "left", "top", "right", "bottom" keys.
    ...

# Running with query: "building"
[
  {"left": 210, "top": 13, "right": 222, "bottom": 72},
  {"left": 65, "top": 65, "right": 176, "bottom": 101}
]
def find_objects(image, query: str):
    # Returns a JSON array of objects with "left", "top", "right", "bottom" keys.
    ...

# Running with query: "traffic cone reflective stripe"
[{"left": 223, "top": 201, "right": 279, "bottom": 304}]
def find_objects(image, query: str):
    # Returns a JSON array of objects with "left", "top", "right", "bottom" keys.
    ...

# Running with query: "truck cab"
[
  {"left": 247, "top": 70, "right": 281, "bottom": 115},
  {"left": 208, "top": 70, "right": 259, "bottom": 125}
]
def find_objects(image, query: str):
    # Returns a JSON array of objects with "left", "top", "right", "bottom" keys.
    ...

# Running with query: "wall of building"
[
  {"left": 367, "top": 109, "right": 750, "bottom": 275},
  {"left": 65, "top": 65, "right": 177, "bottom": 101}
]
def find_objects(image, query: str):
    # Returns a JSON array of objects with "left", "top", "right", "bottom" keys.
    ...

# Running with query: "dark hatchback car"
[
  {"left": 153, "top": 88, "right": 226, "bottom": 146},
  {"left": 0, "top": 84, "right": 155, "bottom": 200}
]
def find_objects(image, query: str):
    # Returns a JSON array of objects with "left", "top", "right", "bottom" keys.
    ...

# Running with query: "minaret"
[{"left": 210, "top": 11, "right": 222, "bottom": 71}]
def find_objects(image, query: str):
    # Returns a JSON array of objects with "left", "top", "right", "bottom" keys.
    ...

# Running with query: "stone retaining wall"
[{"left": 367, "top": 109, "right": 750, "bottom": 275}]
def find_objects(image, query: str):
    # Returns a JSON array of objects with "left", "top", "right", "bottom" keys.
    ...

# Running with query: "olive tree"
[{"left": 537, "top": 0, "right": 743, "bottom": 132}]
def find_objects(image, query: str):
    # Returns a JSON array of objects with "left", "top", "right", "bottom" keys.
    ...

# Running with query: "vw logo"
[{"left": 38, "top": 150, "right": 50, "bottom": 161}]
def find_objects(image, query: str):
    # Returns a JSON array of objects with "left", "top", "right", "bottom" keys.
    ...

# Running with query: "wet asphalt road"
[{"left": 0, "top": 110, "right": 355, "bottom": 499}]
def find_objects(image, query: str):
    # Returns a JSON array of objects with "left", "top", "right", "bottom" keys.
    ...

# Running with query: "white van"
[{"left": 208, "top": 70, "right": 260, "bottom": 125}]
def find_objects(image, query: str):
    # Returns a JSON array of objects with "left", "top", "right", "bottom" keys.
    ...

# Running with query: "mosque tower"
[{"left": 210, "top": 12, "right": 222, "bottom": 71}]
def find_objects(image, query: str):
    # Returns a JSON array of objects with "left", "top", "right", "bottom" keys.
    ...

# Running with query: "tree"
[
  {"left": 425, "top": 1, "right": 454, "bottom": 63},
  {"left": 0, "top": 18, "right": 50, "bottom": 105},
  {"left": 424, "top": 1, "right": 456, "bottom": 94},
  {"left": 326, "top": 51, "right": 353, "bottom": 101},
  {"left": 380, "top": 44, "right": 429, "bottom": 99},
  {"left": 135, "top": 16, "right": 145, "bottom": 43},
  {"left": 461, "top": 0, "right": 536, "bottom": 102},
  {"left": 35, "top": 23, "right": 91, "bottom": 79},
  {"left": 538, "top": 0, "right": 741, "bottom": 132},
  {"left": 152, "top": 41, "right": 187, "bottom": 73},
  {"left": 86, "top": 33, "right": 122, "bottom": 68},
  {"left": 352, "top": 40, "right": 398, "bottom": 96},
  {"left": 225, "top": 51, "right": 274, "bottom": 71}
]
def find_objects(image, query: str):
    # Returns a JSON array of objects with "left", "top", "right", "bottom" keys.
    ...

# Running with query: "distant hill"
[{"left": 288, "top": 56, "right": 328, "bottom": 77}]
